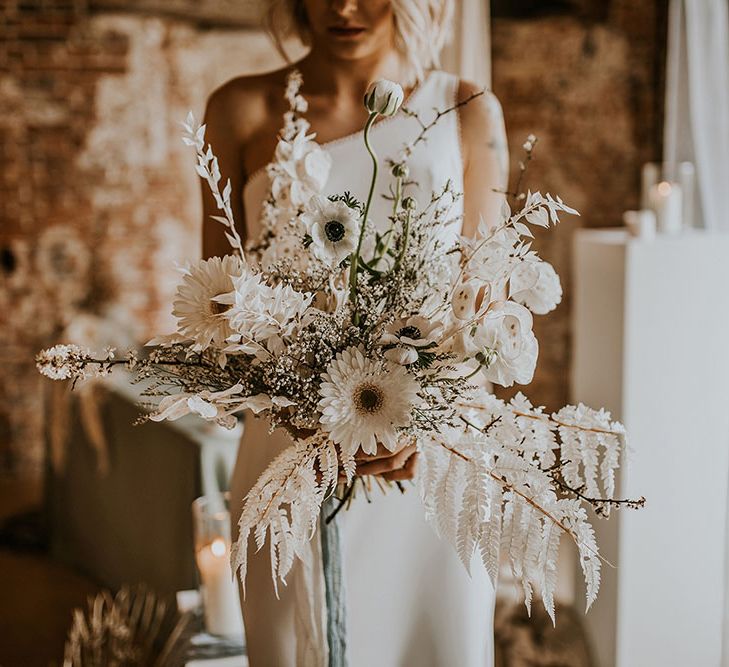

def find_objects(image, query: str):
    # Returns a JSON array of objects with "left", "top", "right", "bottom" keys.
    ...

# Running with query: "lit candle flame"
[{"left": 211, "top": 538, "right": 226, "bottom": 557}]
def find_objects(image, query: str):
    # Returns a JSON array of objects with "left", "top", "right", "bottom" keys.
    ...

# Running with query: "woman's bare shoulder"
[
  {"left": 456, "top": 79, "right": 507, "bottom": 162},
  {"left": 204, "top": 67, "right": 295, "bottom": 141},
  {"left": 456, "top": 79, "right": 504, "bottom": 133}
]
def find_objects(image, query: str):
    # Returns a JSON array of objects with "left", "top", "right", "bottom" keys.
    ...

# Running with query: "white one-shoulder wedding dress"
[{"left": 230, "top": 70, "right": 496, "bottom": 667}]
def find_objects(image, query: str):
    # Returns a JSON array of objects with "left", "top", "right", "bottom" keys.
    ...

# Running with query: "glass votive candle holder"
[{"left": 192, "top": 492, "right": 244, "bottom": 637}]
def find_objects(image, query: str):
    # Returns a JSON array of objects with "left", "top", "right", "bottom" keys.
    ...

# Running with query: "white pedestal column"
[{"left": 572, "top": 229, "right": 729, "bottom": 667}]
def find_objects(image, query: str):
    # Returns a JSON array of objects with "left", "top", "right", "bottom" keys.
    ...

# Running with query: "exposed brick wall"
[
  {"left": 0, "top": 1, "right": 284, "bottom": 474},
  {"left": 491, "top": 0, "right": 667, "bottom": 411}
]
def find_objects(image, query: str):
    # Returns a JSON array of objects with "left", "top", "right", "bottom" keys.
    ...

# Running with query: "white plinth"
[{"left": 572, "top": 229, "right": 729, "bottom": 667}]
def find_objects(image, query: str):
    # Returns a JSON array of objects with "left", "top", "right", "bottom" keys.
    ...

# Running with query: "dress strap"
[{"left": 408, "top": 70, "right": 460, "bottom": 116}]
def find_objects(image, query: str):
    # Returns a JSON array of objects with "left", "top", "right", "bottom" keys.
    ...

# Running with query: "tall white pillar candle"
[
  {"left": 623, "top": 210, "right": 657, "bottom": 240},
  {"left": 648, "top": 181, "right": 683, "bottom": 234},
  {"left": 196, "top": 538, "right": 244, "bottom": 637},
  {"left": 641, "top": 162, "right": 660, "bottom": 210},
  {"left": 678, "top": 162, "right": 695, "bottom": 229}
]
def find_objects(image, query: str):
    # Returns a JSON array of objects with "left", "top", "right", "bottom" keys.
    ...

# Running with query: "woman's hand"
[
  {"left": 353, "top": 442, "right": 419, "bottom": 482},
  {"left": 281, "top": 423, "right": 418, "bottom": 482}
]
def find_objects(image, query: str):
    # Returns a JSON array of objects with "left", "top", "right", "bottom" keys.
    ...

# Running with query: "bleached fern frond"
[
  {"left": 553, "top": 403, "right": 624, "bottom": 514},
  {"left": 231, "top": 432, "right": 338, "bottom": 597},
  {"left": 420, "top": 387, "right": 639, "bottom": 622},
  {"left": 435, "top": 453, "right": 466, "bottom": 544}
]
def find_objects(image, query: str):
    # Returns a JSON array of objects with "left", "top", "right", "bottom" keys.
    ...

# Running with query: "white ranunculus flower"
[
  {"left": 509, "top": 259, "right": 562, "bottom": 315},
  {"left": 301, "top": 195, "right": 360, "bottom": 266},
  {"left": 364, "top": 79, "right": 404, "bottom": 116},
  {"left": 465, "top": 301, "right": 539, "bottom": 387}
]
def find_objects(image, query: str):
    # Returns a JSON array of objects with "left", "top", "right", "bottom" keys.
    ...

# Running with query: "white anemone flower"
[
  {"left": 381, "top": 315, "right": 442, "bottom": 365},
  {"left": 172, "top": 255, "right": 244, "bottom": 350},
  {"left": 471, "top": 301, "right": 539, "bottom": 387},
  {"left": 509, "top": 259, "right": 562, "bottom": 315},
  {"left": 301, "top": 195, "right": 359, "bottom": 266},
  {"left": 318, "top": 346, "right": 420, "bottom": 457},
  {"left": 381, "top": 315, "right": 442, "bottom": 347}
]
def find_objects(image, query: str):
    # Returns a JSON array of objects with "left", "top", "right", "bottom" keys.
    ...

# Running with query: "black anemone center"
[
  {"left": 324, "top": 220, "right": 346, "bottom": 243},
  {"left": 355, "top": 383, "right": 384, "bottom": 414},
  {"left": 398, "top": 325, "right": 422, "bottom": 340}
]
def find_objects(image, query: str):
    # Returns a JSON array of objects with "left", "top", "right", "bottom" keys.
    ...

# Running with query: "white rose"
[
  {"left": 364, "top": 79, "right": 404, "bottom": 116},
  {"left": 510, "top": 259, "right": 562, "bottom": 315},
  {"left": 468, "top": 301, "right": 539, "bottom": 387}
]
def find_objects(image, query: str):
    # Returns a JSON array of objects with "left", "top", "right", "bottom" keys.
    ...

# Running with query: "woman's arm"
[
  {"left": 201, "top": 85, "right": 247, "bottom": 260},
  {"left": 458, "top": 80, "right": 509, "bottom": 238}
]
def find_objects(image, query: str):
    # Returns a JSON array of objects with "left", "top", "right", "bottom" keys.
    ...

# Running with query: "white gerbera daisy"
[
  {"left": 317, "top": 346, "right": 420, "bottom": 457},
  {"left": 301, "top": 195, "right": 359, "bottom": 266},
  {"left": 172, "top": 255, "right": 243, "bottom": 350}
]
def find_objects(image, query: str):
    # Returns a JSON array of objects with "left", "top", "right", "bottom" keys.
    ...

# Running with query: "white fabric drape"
[
  {"left": 440, "top": 0, "right": 491, "bottom": 86},
  {"left": 667, "top": 2, "right": 729, "bottom": 664},
  {"left": 666, "top": 2, "right": 729, "bottom": 663},
  {"left": 664, "top": 0, "right": 729, "bottom": 231}
]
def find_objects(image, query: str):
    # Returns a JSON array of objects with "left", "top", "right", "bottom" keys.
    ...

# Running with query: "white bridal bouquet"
[{"left": 38, "top": 74, "right": 643, "bottom": 623}]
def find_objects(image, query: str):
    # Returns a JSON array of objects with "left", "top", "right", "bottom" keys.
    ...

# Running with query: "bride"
[{"left": 201, "top": 0, "right": 508, "bottom": 664}]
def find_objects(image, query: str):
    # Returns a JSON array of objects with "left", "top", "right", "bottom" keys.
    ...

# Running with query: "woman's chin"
[{"left": 325, "top": 42, "right": 376, "bottom": 60}]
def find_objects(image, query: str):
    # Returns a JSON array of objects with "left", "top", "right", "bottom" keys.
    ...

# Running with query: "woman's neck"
[{"left": 297, "top": 47, "right": 407, "bottom": 102}]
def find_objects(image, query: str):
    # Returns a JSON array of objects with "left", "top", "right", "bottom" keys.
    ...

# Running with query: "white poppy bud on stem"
[
  {"left": 364, "top": 79, "right": 404, "bottom": 117},
  {"left": 391, "top": 162, "right": 409, "bottom": 179},
  {"left": 402, "top": 196, "right": 417, "bottom": 211}
]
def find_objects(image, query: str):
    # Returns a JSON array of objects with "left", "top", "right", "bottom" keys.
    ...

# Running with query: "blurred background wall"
[
  {"left": 0, "top": 0, "right": 296, "bottom": 478},
  {"left": 491, "top": 0, "right": 668, "bottom": 410}
]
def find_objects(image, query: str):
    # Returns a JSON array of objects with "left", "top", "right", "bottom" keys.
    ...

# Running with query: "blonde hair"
[{"left": 265, "top": 0, "right": 454, "bottom": 84}]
